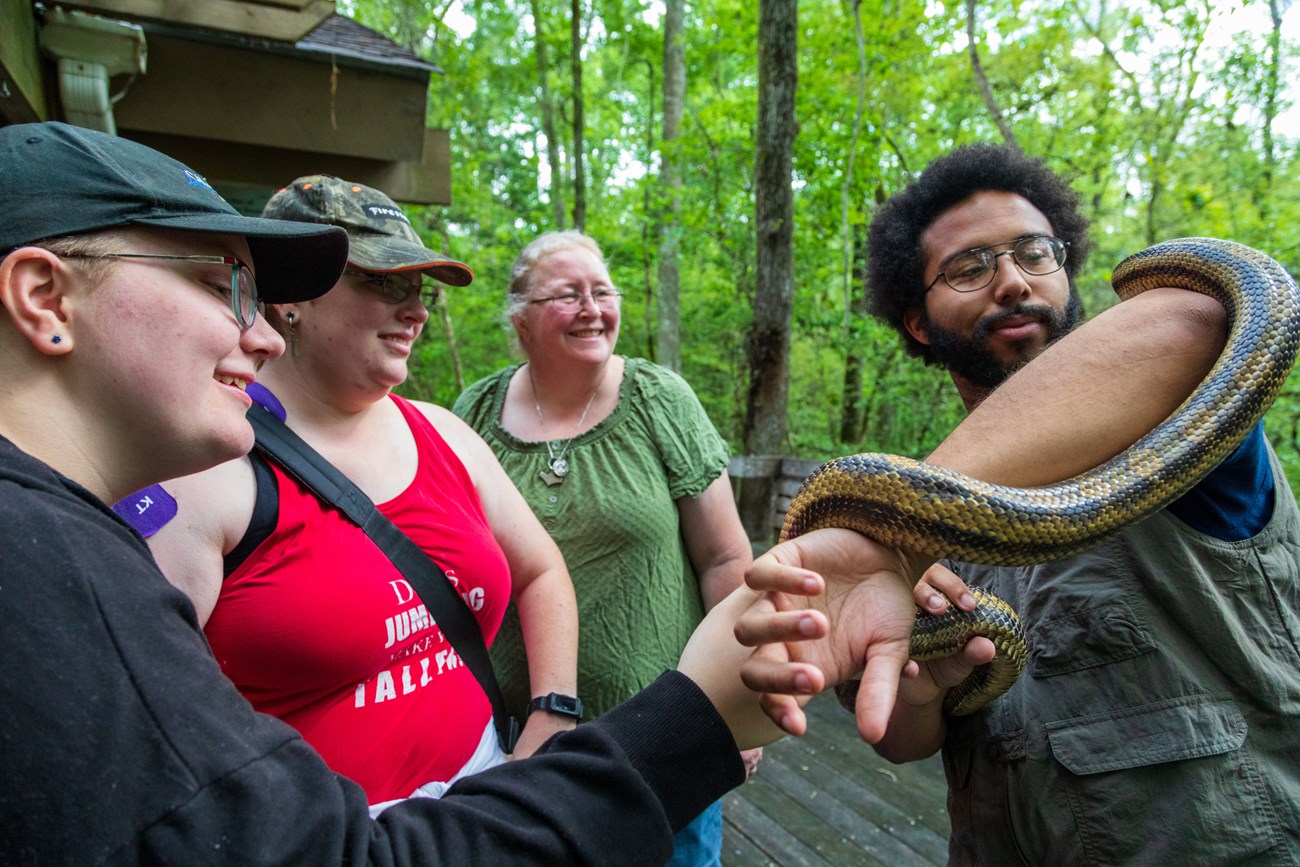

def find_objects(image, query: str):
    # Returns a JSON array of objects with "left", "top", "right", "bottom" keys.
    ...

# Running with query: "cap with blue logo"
[
  {"left": 0, "top": 121, "right": 347, "bottom": 303},
  {"left": 261, "top": 175, "right": 473, "bottom": 287}
]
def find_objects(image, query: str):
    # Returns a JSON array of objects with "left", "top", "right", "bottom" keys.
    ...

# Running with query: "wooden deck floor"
[{"left": 722, "top": 692, "right": 951, "bottom": 866}]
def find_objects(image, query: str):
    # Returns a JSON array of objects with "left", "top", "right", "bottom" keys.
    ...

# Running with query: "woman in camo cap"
[{"left": 147, "top": 176, "right": 581, "bottom": 814}]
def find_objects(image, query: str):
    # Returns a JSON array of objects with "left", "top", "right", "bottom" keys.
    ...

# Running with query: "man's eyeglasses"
[
  {"left": 528, "top": 288, "right": 622, "bottom": 314},
  {"left": 345, "top": 269, "right": 440, "bottom": 307},
  {"left": 926, "top": 235, "right": 1070, "bottom": 294},
  {"left": 61, "top": 252, "right": 259, "bottom": 330}
]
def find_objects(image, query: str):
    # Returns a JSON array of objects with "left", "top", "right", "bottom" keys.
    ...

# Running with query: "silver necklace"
[{"left": 528, "top": 364, "right": 602, "bottom": 487}]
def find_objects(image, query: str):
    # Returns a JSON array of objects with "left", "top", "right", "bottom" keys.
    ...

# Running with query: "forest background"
[{"left": 342, "top": 0, "right": 1300, "bottom": 537}]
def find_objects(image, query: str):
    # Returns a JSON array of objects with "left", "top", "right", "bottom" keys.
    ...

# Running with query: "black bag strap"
[{"left": 246, "top": 406, "right": 520, "bottom": 753}]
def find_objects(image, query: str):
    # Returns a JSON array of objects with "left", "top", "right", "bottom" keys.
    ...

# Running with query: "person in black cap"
[
  {"left": 0, "top": 123, "right": 348, "bottom": 498},
  {"left": 144, "top": 174, "right": 585, "bottom": 812},
  {"left": 0, "top": 123, "right": 904, "bottom": 865}
]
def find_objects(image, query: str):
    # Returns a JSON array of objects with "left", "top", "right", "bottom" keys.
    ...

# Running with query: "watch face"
[
  {"left": 551, "top": 694, "right": 581, "bottom": 714},
  {"left": 533, "top": 693, "right": 582, "bottom": 718}
]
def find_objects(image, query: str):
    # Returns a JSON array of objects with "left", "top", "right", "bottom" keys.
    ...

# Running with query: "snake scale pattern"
[{"left": 783, "top": 238, "right": 1300, "bottom": 716}]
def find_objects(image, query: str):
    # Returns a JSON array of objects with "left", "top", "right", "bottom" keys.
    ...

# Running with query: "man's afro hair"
[{"left": 867, "top": 144, "right": 1091, "bottom": 363}]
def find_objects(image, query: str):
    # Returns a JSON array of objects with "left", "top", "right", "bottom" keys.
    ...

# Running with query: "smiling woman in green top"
[{"left": 453, "top": 230, "right": 757, "bottom": 867}]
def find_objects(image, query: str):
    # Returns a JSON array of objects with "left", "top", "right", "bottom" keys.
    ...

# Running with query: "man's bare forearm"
[{"left": 926, "top": 287, "right": 1227, "bottom": 484}]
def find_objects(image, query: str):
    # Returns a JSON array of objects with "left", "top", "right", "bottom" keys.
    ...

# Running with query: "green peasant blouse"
[{"left": 452, "top": 357, "right": 729, "bottom": 719}]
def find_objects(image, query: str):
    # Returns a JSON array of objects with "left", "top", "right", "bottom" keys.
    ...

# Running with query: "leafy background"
[{"left": 342, "top": 0, "right": 1300, "bottom": 491}]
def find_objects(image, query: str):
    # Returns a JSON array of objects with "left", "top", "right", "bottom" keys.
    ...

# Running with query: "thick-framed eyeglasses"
[
  {"left": 926, "top": 235, "right": 1070, "bottom": 294},
  {"left": 60, "top": 252, "right": 259, "bottom": 330},
  {"left": 344, "top": 269, "right": 440, "bottom": 307},
  {"left": 528, "top": 288, "right": 622, "bottom": 314}
]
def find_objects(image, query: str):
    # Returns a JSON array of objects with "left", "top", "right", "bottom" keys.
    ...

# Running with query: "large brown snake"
[{"left": 781, "top": 238, "right": 1300, "bottom": 716}]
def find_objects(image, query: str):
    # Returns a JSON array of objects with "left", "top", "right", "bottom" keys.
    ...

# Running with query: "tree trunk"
[
  {"left": 838, "top": 0, "right": 868, "bottom": 445},
  {"left": 639, "top": 58, "right": 657, "bottom": 362},
  {"left": 1258, "top": 0, "right": 1294, "bottom": 245},
  {"left": 570, "top": 0, "right": 587, "bottom": 231},
  {"left": 966, "top": 0, "right": 1019, "bottom": 149},
  {"left": 840, "top": 222, "right": 870, "bottom": 445},
  {"left": 656, "top": 0, "right": 685, "bottom": 372},
  {"left": 739, "top": 0, "right": 797, "bottom": 544},
  {"left": 532, "top": 0, "right": 566, "bottom": 229},
  {"left": 434, "top": 219, "right": 464, "bottom": 392}
]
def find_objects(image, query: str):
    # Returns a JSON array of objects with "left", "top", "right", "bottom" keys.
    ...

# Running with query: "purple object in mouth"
[{"left": 246, "top": 381, "right": 287, "bottom": 422}]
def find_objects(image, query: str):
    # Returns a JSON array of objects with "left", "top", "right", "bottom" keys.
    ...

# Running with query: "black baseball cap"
[
  {"left": 0, "top": 122, "right": 348, "bottom": 303},
  {"left": 262, "top": 175, "right": 473, "bottom": 287}
]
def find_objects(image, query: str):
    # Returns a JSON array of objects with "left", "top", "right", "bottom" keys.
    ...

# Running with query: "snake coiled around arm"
[{"left": 784, "top": 238, "right": 1300, "bottom": 715}]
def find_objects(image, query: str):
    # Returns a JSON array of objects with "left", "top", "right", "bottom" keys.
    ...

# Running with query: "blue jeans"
[{"left": 666, "top": 799, "right": 722, "bottom": 867}]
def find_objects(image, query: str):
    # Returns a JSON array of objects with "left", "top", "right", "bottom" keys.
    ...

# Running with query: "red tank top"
[{"left": 204, "top": 394, "right": 510, "bottom": 802}]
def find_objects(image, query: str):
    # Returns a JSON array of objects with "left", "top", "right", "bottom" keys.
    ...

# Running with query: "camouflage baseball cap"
[{"left": 261, "top": 175, "right": 473, "bottom": 287}]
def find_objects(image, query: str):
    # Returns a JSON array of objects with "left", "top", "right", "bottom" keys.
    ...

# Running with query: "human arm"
[
  {"left": 428, "top": 405, "right": 580, "bottom": 757},
  {"left": 665, "top": 374, "right": 762, "bottom": 758},
  {"left": 738, "top": 542, "right": 996, "bottom": 758},
  {"left": 677, "top": 581, "right": 830, "bottom": 745},
  {"left": 643, "top": 362, "right": 752, "bottom": 612},
  {"left": 874, "top": 286, "right": 1230, "bottom": 751},
  {"left": 928, "top": 286, "right": 1227, "bottom": 483},
  {"left": 668, "top": 412, "right": 763, "bottom": 769},
  {"left": 868, "top": 564, "right": 995, "bottom": 762},
  {"left": 3, "top": 475, "right": 762, "bottom": 866},
  {"left": 738, "top": 287, "right": 1230, "bottom": 746},
  {"left": 678, "top": 470, "right": 753, "bottom": 611},
  {"left": 733, "top": 529, "right": 927, "bottom": 744},
  {"left": 679, "top": 474, "right": 766, "bottom": 775},
  {"left": 147, "top": 456, "right": 257, "bottom": 625}
]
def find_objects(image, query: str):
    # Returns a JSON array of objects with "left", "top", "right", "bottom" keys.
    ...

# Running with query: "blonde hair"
[
  {"left": 505, "top": 230, "right": 606, "bottom": 323},
  {"left": 24, "top": 228, "right": 129, "bottom": 283}
]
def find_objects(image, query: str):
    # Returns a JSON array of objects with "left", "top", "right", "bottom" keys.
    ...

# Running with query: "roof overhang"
[{"left": 0, "top": 2, "right": 451, "bottom": 206}]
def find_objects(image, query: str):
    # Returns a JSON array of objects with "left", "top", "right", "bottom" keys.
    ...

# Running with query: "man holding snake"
[
  {"left": 742, "top": 144, "right": 1298, "bottom": 864},
  {"left": 857, "top": 145, "right": 1300, "bottom": 864}
]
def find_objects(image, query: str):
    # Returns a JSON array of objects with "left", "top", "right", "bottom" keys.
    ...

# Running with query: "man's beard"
[{"left": 923, "top": 291, "right": 1084, "bottom": 389}]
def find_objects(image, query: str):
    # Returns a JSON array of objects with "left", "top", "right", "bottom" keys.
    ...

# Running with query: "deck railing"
[{"left": 728, "top": 455, "right": 825, "bottom": 547}]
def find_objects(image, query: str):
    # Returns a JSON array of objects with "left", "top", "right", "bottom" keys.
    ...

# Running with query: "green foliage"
[{"left": 349, "top": 0, "right": 1300, "bottom": 493}]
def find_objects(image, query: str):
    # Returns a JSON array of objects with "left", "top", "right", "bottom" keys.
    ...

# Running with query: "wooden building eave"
[{"left": 0, "top": 2, "right": 451, "bottom": 206}]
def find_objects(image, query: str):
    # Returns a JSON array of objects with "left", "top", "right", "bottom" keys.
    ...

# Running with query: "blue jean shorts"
[{"left": 666, "top": 799, "right": 722, "bottom": 867}]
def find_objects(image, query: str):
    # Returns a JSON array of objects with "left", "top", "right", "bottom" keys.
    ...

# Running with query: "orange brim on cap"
[{"left": 345, "top": 233, "right": 474, "bottom": 287}]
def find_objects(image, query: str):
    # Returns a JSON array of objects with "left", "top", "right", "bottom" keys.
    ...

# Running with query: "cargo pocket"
[
  {"left": 1029, "top": 600, "right": 1154, "bottom": 678},
  {"left": 1045, "top": 695, "right": 1284, "bottom": 865}
]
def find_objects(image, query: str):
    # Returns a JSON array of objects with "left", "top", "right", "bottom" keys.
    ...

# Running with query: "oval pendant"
[{"left": 551, "top": 457, "right": 570, "bottom": 477}]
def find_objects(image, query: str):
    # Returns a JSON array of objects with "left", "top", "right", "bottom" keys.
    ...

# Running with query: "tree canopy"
[{"left": 343, "top": 0, "right": 1300, "bottom": 490}]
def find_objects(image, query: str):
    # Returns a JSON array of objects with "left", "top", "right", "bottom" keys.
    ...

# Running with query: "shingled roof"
[{"left": 296, "top": 14, "right": 438, "bottom": 76}]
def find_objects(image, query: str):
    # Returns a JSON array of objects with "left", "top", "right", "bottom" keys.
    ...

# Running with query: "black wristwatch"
[{"left": 527, "top": 692, "right": 584, "bottom": 720}]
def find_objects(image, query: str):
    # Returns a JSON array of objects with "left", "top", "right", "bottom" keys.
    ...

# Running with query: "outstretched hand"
[
  {"left": 734, "top": 528, "right": 925, "bottom": 745},
  {"left": 676, "top": 584, "right": 830, "bottom": 750}
]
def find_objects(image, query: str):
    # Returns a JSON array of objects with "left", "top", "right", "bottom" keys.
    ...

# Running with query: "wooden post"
[{"left": 729, "top": 455, "right": 781, "bottom": 546}]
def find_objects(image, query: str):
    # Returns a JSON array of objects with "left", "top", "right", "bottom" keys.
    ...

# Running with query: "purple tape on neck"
[
  {"left": 112, "top": 484, "right": 177, "bottom": 538},
  {"left": 113, "top": 383, "right": 285, "bottom": 537}
]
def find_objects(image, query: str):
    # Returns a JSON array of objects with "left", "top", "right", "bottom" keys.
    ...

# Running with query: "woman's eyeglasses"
[
  {"left": 60, "top": 252, "right": 259, "bottom": 329},
  {"left": 345, "top": 269, "right": 439, "bottom": 307},
  {"left": 528, "top": 289, "right": 622, "bottom": 313}
]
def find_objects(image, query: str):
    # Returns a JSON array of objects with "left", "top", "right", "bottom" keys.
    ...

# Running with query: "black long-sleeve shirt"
[{"left": 0, "top": 438, "right": 743, "bottom": 865}]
